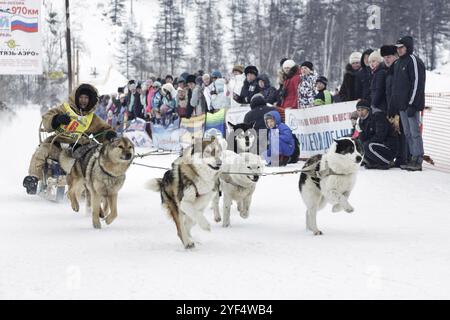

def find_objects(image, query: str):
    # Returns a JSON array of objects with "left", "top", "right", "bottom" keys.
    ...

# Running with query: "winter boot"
[
  {"left": 23, "top": 176, "right": 39, "bottom": 195},
  {"left": 401, "top": 157, "right": 423, "bottom": 172}
]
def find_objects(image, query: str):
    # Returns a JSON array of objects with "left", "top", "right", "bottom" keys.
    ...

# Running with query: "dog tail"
[
  {"left": 145, "top": 178, "right": 162, "bottom": 192},
  {"left": 58, "top": 149, "right": 76, "bottom": 174}
]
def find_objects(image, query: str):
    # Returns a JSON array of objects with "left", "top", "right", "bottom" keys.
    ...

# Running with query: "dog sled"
[{"left": 37, "top": 121, "right": 99, "bottom": 202}]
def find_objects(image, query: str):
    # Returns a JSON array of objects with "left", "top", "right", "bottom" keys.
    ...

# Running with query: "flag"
[{"left": 11, "top": 16, "right": 38, "bottom": 33}]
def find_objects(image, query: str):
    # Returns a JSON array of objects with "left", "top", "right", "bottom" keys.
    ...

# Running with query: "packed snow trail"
[{"left": 0, "top": 106, "right": 449, "bottom": 299}]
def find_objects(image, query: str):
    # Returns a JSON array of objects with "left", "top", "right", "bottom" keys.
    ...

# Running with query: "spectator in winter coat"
[
  {"left": 228, "top": 64, "right": 246, "bottom": 108},
  {"left": 314, "top": 76, "right": 334, "bottom": 106},
  {"left": 381, "top": 44, "right": 407, "bottom": 167},
  {"left": 185, "top": 74, "right": 197, "bottom": 118},
  {"left": 210, "top": 78, "right": 230, "bottom": 111},
  {"left": 279, "top": 60, "right": 301, "bottom": 121},
  {"left": 298, "top": 61, "right": 318, "bottom": 108},
  {"left": 165, "top": 75, "right": 174, "bottom": 84},
  {"left": 244, "top": 93, "right": 276, "bottom": 132},
  {"left": 263, "top": 110, "right": 296, "bottom": 167},
  {"left": 234, "top": 66, "right": 260, "bottom": 105},
  {"left": 176, "top": 87, "right": 188, "bottom": 118},
  {"left": 355, "top": 100, "right": 399, "bottom": 170},
  {"left": 392, "top": 36, "right": 426, "bottom": 171},
  {"left": 190, "top": 76, "right": 208, "bottom": 116},
  {"left": 275, "top": 58, "right": 289, "bottom": 107},
  {"left": 257, "top": 74, "right": 278, "bottom": 105},
  {"left": 355, "top": 48, "right": 374, "bottom": 102},
  {"left": 145, "top": 80, "right": 157, "bottom": 117},
  {"left": 368, "top": 51, "right": 387, "bottom": 113},
  {"left": 95, "top": 95, "right": 110, "bottom": 121},
  {"left": 338, "top": 52, "right": 361, "bottom": 102},
  {"left": 152, "top": 83, "right": 178, "bottom": 125}
]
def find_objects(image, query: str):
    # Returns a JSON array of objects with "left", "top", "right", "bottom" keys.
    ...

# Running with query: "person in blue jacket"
[{"left": 263, "top": 110, "right": 295, "bottom": 166}]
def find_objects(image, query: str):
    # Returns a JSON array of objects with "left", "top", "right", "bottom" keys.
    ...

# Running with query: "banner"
[
  {"left": 150, "top": 118, "right": 181, "bottom": 151},
  {"left": 286, "top": 101, "right": 357, "bottom": 158},
  {"left": 205, "top": 108, "right": 226, "bottom": 138},
  {"left": 179, "top": 114, "right": 205, "bottom": 146},
  {"left": 0, "top": 1, "right": 42, "bottom": 74},
  {"left": 123, "top": 118, "right": 152, "bottom": 148}
]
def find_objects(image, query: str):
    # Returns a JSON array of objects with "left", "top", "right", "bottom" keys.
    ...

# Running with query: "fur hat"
[
  {"left": 152, "top": 81, "right": 162, "bottom": 88},
  {"left": 282, "top": 59, "right": 296, "bottom": 70},
  {"left": 356, "top": 99, "right": 370, "bottom": 110},
  {"left": 368, "top": 50, "right": 383, "bottom": 63},
  {"left": 349, "top": 52, "right": 362, "bottom": 64},
  {"left": 232, "top": 64, "right": 244, "bottom": 74},
  {"left": 301, "top": 61, "right": 314, "bottom": 71},
  {"left": 380, "top": 45, "right": 397, "bottom": 57},
  {"left": 244, "top": 65, "right": 259, "bottom": 76},
  {"left": 250, "top": 93, "right": 266, "bottom": 109},
  {"left": 161, "top": 83, "right": 176, "bottom": 98},
  {"left": 186, "top": 74, "right": 196, "bottom": 84}
]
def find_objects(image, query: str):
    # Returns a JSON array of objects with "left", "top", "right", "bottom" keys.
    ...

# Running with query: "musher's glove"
[{"left": 51, "top": 114, "right": 71, "bottom": 129}]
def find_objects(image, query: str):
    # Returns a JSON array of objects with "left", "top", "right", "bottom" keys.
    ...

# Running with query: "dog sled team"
[{"left": 23, "top": 83, "right": 364, "bottom": 249}]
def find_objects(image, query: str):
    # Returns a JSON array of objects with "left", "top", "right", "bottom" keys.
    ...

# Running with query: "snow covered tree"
[{"left": 109, "top": 0, "right": 126, "bottom": 26}]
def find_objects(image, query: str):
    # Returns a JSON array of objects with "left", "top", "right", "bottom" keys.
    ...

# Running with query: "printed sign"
[
  {"left": 0, "top": 1, "right": 42, "bottom": 74},
  {"left": 286, "top": 101, "right": 357, "bottom": 158}
]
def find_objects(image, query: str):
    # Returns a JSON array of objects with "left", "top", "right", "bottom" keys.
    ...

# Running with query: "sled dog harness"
[{"left": 55, "top": 103, "right": 94, "bottom": 140}]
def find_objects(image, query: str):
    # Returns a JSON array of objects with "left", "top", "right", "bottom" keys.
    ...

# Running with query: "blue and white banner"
[
  {"left": 0, "top": 1, "right": 42, "bottom": 74},
  {"left": 286, "top": 101, "right": 357, "bottom": 158}
]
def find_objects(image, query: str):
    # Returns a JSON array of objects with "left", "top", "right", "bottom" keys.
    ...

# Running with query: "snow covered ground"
[{"left": 1, "top": 106, "right": 450, "bottom": 300}]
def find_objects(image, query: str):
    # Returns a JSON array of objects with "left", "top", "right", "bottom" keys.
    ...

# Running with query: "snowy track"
[{"left": 1, "top": 106, "right": 450, "bottom": 299}]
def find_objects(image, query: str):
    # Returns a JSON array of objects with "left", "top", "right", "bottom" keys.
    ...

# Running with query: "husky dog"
[
  {"left": 147, "top": 137, "right": 223, "bottom": 249},
  {"left": 212, "top": 151, "right": 264, "bottom": 227},
  {"left": 299, "top": 138, "right": 363, "bottom": 235},
  {"left": 227, "top": 122, "right": 257, "bottom": 154},
  {"left": 59, "top": 137, "right": 135, "bottom": 229}
]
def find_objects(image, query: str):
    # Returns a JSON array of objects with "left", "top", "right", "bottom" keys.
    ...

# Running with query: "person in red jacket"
[{"left": 277, "top": 59, "right": 301, "bottom": 122}]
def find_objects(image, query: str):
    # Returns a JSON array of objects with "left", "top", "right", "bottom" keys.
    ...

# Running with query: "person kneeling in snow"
[
  {"left": 263, "top": 110, "right": 298, "bottom": 167},
  {"left": 355, "top": 100, "right": 399, "bottom": 170},
  {"left": 23, "top": 83, "right": 117, "bottom": 195}
]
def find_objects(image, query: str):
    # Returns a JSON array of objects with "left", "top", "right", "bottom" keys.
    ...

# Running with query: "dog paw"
[
  {"left": 314, "top": 230, "right": 323, "bottom": 236},
  {"left": 332, "top": 204, "right": 342, "bottom": 213},
  {"left": 71, "top": 203, "right": 79, "bottom": 213},
  {"left": 185, "top": 242, "right": 196, "bottom": 250},
  {"left": 93, "top": 221, "right": 102, "bottom": 229},
  {"left": 105, "top": 215, "right": 116, "bottom": 225},
  {"left": 214, "top": 216, "right": 222, "bottom": 223},
  {"left": 222, "top": 221, "right": 230, "bottom": 228},
  {"left": 345, "top": 206, "right": 354, "bottom": 213},
  {"left": 240, "top": 211, "right": 249, "bottom": 219}
]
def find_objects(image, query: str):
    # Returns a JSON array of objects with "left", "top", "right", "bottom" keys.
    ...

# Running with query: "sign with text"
[
  {"left": 0, "top": 1, "right": 42, "bottom": 74},
  {"left": 286, "top": 101, "right": 357, "bottom": 158}
]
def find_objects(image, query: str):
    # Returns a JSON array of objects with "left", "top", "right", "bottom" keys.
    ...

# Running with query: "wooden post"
[{"left": 65, "top": 0, "right": 73, "bottom": 95}]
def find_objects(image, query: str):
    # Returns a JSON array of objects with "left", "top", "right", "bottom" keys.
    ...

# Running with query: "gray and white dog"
[{"left": 299, "top": 138, "right": 363, "bottom": 235}]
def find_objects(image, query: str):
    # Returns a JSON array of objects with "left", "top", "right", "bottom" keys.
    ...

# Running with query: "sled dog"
[
  {"left": 59, "top": 137, "right": 135, "bottom": 229},
  {"left": 299, "top": 138, "right": 363, "bottom": 235},
  {"left": 147, "top": 137, "right": 223, "bottom": 249},
  {"left": 212, "top": 151, "right": 264, "bottom": 227}
]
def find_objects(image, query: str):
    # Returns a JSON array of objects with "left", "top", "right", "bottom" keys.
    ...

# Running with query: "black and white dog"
[{"left": 299, "top": 138, "right": 363, "bottom": 235}]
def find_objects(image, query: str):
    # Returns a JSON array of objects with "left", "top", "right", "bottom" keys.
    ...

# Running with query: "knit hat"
[
  {"left": 232, "top": 64, "right": 244, "bottom": 74},
  {"left": 282, "top": 59, "right": 296, "bottom": 70},
  {"left": 280, "top": 58, "right": 289, "bottom": 67},
  {"left": 152, "top": 81, "right": 162, "bottom": 88},
  {"left": 380, "top": 45, "right": 397, "bottom": 57},
  {"left": 356, "top": 99, "right": 370, "bottom": 110},
  {"left": 211, "top": 70, "right": 222, "bottom": 78},
  {"left": 301, "top": 61, "right": 314, "bottom": 71},
  {"left": 315, "top": 76, "right": 328, "bottom": 86},
  {"left": 244, "top": 65, "right": 259, "bottom": 76},
  {"left": 202, "top": 73, "right": 210, "bottom": 81},
  {"left": 349, "top": 52, "right": 362, "bottom": 64},
  {"left": 368, "top": 50, "right": 383, "bottom": 63}
]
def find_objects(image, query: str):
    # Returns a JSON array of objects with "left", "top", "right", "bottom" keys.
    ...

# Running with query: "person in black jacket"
[
  {"left": 233, "top": 65, "right": 261, "bottom": 105},
  {"left": 392, "top": 36, "right": 426, "bottom": 171},
  {"left": 338, "top": 52, "right": 361, "bottom": 102},
  {"left": 256, "top": 74, "right": 279, "bottom": 105},
  {"left": 355, "top": 48, "right": 374, "bottom": 102},
  {"left": 381, "top": 44, "right": 408, "bottom": 167},
  {"left": 355, "top": 100, "right": 399, "bottom": 169},
  {"left": 244, "top": 94, "right": 276, "bottom": 131},
  {"left": 368, "top": 50, "right": 387, "bottom": 113}
]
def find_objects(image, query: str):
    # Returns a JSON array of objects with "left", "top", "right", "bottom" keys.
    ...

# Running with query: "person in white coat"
[{"left": 227, "top": 64, "right": 245, "bottom": 108}]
